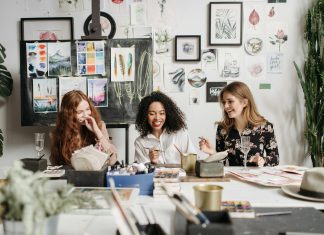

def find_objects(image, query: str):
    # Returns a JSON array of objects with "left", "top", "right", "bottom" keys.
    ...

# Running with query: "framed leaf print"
[{"left": 208, "top": 2, "right": 243, "bottom": 46}]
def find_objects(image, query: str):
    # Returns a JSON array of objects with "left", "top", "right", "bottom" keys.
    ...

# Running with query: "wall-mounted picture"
[
  {"left": 206, "top": 82, "right": 227, "bottom": 102},
  {"left": 26, "top": 42, "right": 48, "bottom": 78},
  {"left": 48, "top": 42, "right": 72, "bottom": 76},
  {"left": 110, "top": 47, "right": 135, "bottom": 82},
  {"left": 76, "top": 41, "right": 106, "bottom": 76},
  {"left": 208, "top": 2, "right": 242, "bottom": 46},
  {"left": 20, "top": 17, "right": 74, "bottom": 41},
  {"left": 59, "top": 77, "right": 87, "bottom": 105},
  {"left": 87, "top": 78, "right": 108, "bottom": 107},
  {"left": 163, "top": 64, "right": 185, "bottom": 93},
  {"left": 175, "top": 35, "right": 201, "bottom": 61},
  {"left": 32, "top": 78, "right": 57, "bottom": 113}
]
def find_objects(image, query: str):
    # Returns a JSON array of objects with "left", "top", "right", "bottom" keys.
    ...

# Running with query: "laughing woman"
[
  {"left": 134, "top": 91, "right": 196, "bottom": 164},
  {"left": 50, "top": 90, "right": 118, "bottom": 166},
  {"left": 199, "top": 81, "right": 279, "bottom": 167}
]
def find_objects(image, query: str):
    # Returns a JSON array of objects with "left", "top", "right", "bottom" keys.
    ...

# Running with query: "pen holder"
[
  {"left": 116, "top": 223, "right": 166, "bottom": 235},
  {"left": 20, "top": 158, "right": 47, "bottom": 172},
  {"left": 175, "top": 210, "right": 233, "bottom": 235}
]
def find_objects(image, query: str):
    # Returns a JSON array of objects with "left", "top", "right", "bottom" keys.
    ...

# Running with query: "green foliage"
[
  {"left": 294, "top": 0, "right": 324, "bottom": 167},
  {"left": 0, "top": 43, "right": 14, "bottom": 157},
  {"left": 0, "top": 162, "right": 98, "bottom": 235}
]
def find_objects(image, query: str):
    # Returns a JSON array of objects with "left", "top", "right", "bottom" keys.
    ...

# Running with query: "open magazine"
[
  {"left": 71, "top": 145, "right": 109, "bottom": 171},
  {"left": 228, "top": 166, "right": 306, "bottom": 187}
]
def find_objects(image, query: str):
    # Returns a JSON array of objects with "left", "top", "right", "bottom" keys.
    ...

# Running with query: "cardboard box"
[{"left": 106, "top": 172, "right": 154, "bottom": 195}]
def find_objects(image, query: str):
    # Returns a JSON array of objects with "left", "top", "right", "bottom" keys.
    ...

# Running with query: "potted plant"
[
  {"left": 0, "top": 43, "right": 14, "bottom": 156},
  {"left": 293, "top": 0, "right": 323, "bottom": 167},
  {"left": 0, "top": 161, "right": 97, "bottom": 235}
]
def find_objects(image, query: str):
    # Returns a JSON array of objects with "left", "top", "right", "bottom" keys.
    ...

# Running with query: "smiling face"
[
  {"left": 147, "top": 101, "right": 166, "bottom": 136},
  {"left": 222, "top": 92, "right": 247, "bottom": 120},
  {"left": 76, "top": 99, "right": 92, "bottom": 125}
]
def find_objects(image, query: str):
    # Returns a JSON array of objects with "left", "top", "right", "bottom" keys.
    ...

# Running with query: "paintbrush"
[{"left": 173, "top": 144, "right": 183, "bottom": 155}]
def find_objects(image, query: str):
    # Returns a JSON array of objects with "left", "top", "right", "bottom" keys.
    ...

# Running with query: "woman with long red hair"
[{"left": 50, "top": 90, "right": 117, "bottom": 166}]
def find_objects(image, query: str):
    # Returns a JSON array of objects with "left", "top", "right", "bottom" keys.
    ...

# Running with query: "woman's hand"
[
  {"left": 249, "top": 155, "right": 265, "bottom": 167},
  {"left": 149, "top": 147, "right": 160, "bottom": 164},
  {"left": 199, "top": 137, "right": 216, "bottom": 155},
  {"left": 84, "top": 115, "right": 100, "bottom": 134}
]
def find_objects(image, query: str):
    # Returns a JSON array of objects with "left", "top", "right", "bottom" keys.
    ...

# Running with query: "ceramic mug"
[{"left": 193, "top": 184, "right": 223, "bottom": 211}]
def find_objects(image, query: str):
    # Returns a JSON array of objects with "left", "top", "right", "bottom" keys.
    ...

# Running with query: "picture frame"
[
  {"left": 208, "top": 2, "right": 242, "bottom": 46},
  {"left": 20, "top": 17, "right": 74, "bottom": 41},
  {"left": 175, "top": 35, "right": 201, "bottom": 62}
]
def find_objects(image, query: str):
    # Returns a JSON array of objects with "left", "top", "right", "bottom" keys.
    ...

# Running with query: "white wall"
[{"left": 0, "top": 0, "right": 314, "bottom": 167}]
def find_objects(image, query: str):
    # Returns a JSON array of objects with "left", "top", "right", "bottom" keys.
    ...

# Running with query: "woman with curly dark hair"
[
  {"left": 135, "top": 91, "right": 196, "bottom": 164},
  {"left": 50, "top": 90, "right": 117, "bottom": 166}
]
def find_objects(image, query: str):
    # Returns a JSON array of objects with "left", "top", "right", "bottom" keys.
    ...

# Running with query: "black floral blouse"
[{"left": 216, "top": 122, "right": 279, "bottom": 166}]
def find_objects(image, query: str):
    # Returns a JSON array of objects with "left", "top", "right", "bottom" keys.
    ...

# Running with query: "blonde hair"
[{"left": 218, "top": 82, "right": 266, "bottom": 133}]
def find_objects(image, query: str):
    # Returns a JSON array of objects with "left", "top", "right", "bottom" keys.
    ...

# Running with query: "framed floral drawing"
[
  {"left": 20, "top": 17, "right": 74, "bottom": 41},
  {"left": 175, "top": 35, "right": 201, "bottom": 62},
  {"left": 208, "top": 2, "right": 243, "bottom": 46}
]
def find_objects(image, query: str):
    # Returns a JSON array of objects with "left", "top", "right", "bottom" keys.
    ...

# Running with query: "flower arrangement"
[
  {"left": 0, "top": 161, "right": 96, "bottom": 235},
  {"left": 269, "top": 29, "right": 288, "bottom": 52}
]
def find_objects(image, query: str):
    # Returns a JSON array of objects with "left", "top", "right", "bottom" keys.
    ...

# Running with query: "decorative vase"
[{"left": 3, "top": 215, "right": 58, "bottom": 235}]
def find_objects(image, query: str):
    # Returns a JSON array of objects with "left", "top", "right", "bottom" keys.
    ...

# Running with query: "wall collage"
[{"left": 23, "top": 0, "right": 288, "bottom": 114}]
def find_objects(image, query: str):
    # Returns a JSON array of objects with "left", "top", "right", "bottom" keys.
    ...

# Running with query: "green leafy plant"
[
  {"left": 0, "top": 43, "right": 14, "bottom": 157},
  {"left": 0, "top": 161, "right": 98, "bottom": 235},
  {"left": 293, "top": 0, "right": 324, "bottom": 167}
]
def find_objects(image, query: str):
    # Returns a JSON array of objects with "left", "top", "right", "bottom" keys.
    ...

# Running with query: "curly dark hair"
[{"left": 135, "top": 91, "right": 187, "bottom": 137}]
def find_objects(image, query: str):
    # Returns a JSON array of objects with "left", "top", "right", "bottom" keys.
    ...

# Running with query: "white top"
[{"left": 134, "top": 129, "right": 197, "bottom": 164}]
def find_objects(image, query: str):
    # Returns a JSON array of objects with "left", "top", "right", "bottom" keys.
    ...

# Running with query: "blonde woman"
[{"left": 199, "top": 82, "right": 279, "bottom": 167}]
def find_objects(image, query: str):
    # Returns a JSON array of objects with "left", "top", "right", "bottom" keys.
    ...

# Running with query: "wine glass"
[
  {"left": 35, "top": 133, "right": 45, "bottom": 158},
  {"left": 240, "top": 136, "right": 251, "bottom": 170}
]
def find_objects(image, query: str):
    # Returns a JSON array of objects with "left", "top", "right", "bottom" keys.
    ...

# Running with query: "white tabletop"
[{"left": 0, "top": 167, "right": 323, "bottom": 235}]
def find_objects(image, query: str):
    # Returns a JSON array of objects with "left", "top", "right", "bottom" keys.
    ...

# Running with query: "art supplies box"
[{"left": 106, "top": 172, "right": 154, "bottom": 196}]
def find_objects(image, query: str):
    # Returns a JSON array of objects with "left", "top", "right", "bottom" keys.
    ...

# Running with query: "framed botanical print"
[
  {"left": 175, "top": 35, "right": 201, "bottom": 62},
  {"left": 208, "top": 2, "right": 243, "bottom": 46}
]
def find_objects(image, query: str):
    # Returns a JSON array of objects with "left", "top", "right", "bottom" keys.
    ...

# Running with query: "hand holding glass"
[
  {"left": 240, "top": 136, "right": 251, "bottom": 169},
  {"left": 35, "top": 133, "right": 45, "bottom": 158}
]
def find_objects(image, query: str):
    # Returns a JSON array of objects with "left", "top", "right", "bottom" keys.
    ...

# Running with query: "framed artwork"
[
  {"left": 206, "top": 82, "right": 227, "bottom": 102},
  {"left": 208, "top": 2, "right": 242, "bottom": 46},
  {"left": 175, "top": 35, "right": 201, "bottom": 62},
  {"left": 83, "top": 12, "right": 116, "bottom": 39},
  {"left": 20, "top": 17, "right": 74, "bottom": 41}
]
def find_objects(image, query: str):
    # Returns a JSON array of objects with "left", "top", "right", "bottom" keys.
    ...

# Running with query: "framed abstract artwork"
[
  {"left": 175, "top": 35, "right": 201, "bottom": 62},
  {"left": 208, "top": 2, "right": 243, "bottom": 46},
  {"left": 20, "top": 17, "right": 74, "bottom": 41}
]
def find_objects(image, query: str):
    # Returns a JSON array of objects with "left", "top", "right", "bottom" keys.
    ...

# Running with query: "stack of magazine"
[
  {"left": 153, "top": 168, "right": 183, "bottom": 199},
  {"left": 71, "top": 145, "right": 109, "bottom": 171}
]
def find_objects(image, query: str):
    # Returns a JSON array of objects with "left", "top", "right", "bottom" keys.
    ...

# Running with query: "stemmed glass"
[
  {"left": 240, "top": 136, "right": 251, "bottom": 170},
  {"left": 35, "top": 133, "right": 45, "bottom": 158}
]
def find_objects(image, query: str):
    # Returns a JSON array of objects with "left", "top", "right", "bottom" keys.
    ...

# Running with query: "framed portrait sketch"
[
  {"left": 20, "top": 17, "right": 74, "bottom": 41},
  {"left": 175, "top": 35, "right": 201, "bottom": 62},
  {"left": 208, "top": 2, "right": 242, "bottom": 46}
]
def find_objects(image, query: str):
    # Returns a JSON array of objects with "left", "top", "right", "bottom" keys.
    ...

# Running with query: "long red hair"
[{"left": 50, "top": 90, "right": 102, "bottom": 165}]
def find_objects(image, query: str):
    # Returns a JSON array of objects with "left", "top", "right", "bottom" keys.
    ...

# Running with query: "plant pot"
[{"left": 3, "top": 215, "right": 58, "bottom": 235}]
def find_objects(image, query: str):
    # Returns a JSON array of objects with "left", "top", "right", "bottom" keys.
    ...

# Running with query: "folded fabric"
[
  {"left": 202, "top": 150, "right": 228, "bottom": 163},
  {"left": 71, "top": 145, "right": 109, "bottom": 171}
]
